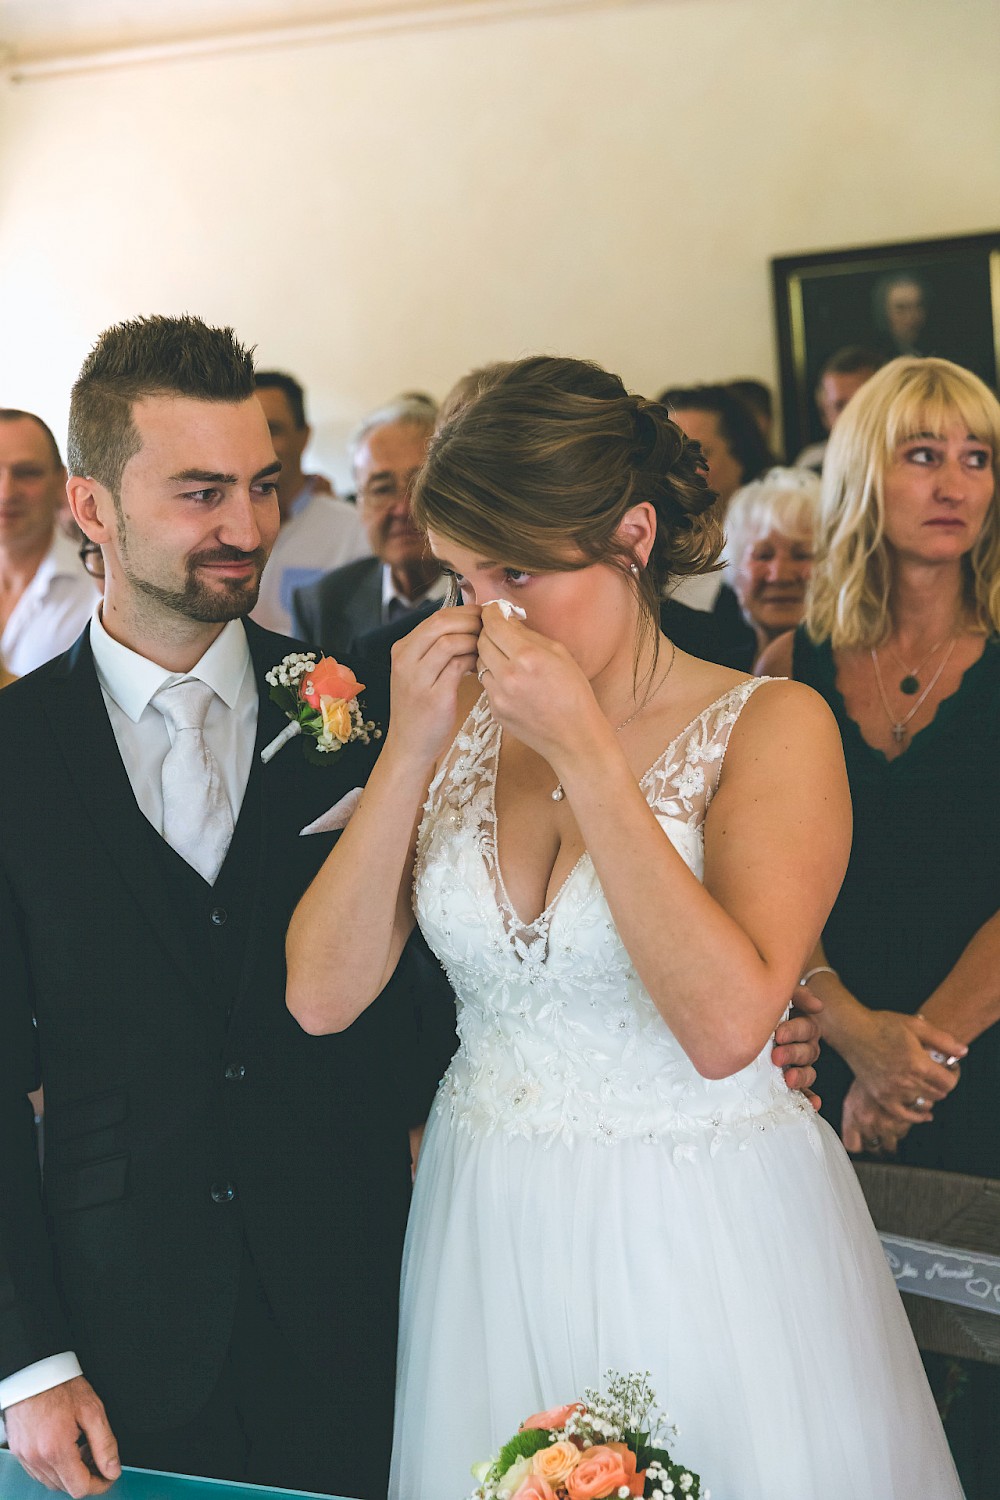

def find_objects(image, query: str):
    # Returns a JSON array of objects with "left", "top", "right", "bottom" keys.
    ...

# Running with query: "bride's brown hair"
[{"left": 412, "top": 356, "right": 723, "bottom": 659}]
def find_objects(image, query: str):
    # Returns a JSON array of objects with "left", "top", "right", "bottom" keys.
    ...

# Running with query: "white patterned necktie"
[{"left": 152, "top": 678, "right": 235, "bottom": 884}]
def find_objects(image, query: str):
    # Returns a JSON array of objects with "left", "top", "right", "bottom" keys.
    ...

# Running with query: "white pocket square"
[{"left": 300, "top": 786, "right": 364, "bottom": 835}]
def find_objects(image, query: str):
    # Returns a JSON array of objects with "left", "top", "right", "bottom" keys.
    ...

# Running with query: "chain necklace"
[
  {"left": 551, "top": 641, "right": 677, "bottom": 802},
  {"left": 886, "top": 634, "right": 952, "bottom": 695},
  {"left": 870, "top": 637, "right": 959, "bottom": 747}
]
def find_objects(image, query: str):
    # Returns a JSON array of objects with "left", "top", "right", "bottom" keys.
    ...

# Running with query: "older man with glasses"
[{"left": 291, "top": 395, "right": 447, "bottom": 660}]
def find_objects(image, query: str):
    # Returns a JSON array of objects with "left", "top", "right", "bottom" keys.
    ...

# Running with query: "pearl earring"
[{"left": 629, "top": 562, "right": 641, "bottom": 576}]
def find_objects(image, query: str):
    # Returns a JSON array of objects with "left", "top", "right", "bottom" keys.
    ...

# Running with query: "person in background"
[
  {"left": 658, "top": 384, "right": 773, "bottom": 611},
  {"left": 0, "top": 410, "right": 99, "bottom": 677},
  {"left": 251, "top": 371, "right": 369, "bottom": 635},
  {"left": 292, "top": 396, "right": 447, "bottom": 659},
  {"left": 722, "top": 467, "right": 819, "bottom": 669},
  {"left": 729, "top": 378, "right": 777, "bottom": 450},
  {"left": 795, "top": 345, "right": 883, "bottom": 472},
  {"left": 758, "top": 356, "right": 1000, "bottom": 1496}
]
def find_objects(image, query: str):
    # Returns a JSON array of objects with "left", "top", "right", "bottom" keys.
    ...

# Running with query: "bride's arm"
[
  {"left": 286, "top": 608, "right": 481, "bottom": 1035},
  {"left": 573, "top": 683, "right": 850, "bottom": 1077}
]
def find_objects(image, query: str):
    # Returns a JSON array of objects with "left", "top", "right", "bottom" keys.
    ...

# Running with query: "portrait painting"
[{"left": 772, "top": 230, "right": 1000, "bottom": 456}]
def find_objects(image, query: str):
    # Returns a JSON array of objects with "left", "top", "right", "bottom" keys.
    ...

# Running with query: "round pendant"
[
  {"left": 899, "top": 674, "right": 920, "bottom": 695},
  {"left": 551, "top": 785, "right": 564, "bottom": 802}
]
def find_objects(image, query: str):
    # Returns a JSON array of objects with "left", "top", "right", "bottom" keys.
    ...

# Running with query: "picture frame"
[{"left": 771, "top": 230, "right": 1000, "bottom": 460}]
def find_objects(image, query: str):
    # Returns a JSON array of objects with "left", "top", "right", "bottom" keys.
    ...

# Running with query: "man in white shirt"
[
  {"left": 0, "top": 316, "right": 438, "bottom": 1499},
  {"left": 250, "top": 370, "right": 369, "bottom": 635},
  {"left": 0, "top": 410, "right": 98, "bottom": 678},
  {"left": 291, "top": 396, "right": 447, "bottom": 658}
]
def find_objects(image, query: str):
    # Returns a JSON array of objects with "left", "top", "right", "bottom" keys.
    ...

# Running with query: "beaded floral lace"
[{"left": 413, "top": 677, "right": 818, "bottom": 1155}]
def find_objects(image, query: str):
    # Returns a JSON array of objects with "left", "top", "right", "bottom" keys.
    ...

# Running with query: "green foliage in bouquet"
[{"left": 490, "top": 1428, "right": 552, "bottom": 1480}]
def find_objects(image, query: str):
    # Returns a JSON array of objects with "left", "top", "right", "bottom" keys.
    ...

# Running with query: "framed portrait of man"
[{"left": 771, "top": 230, "right": 1000, "bottom": 457}]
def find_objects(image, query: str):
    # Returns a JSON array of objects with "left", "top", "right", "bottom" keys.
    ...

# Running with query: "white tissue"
[
  {"left": 299, "top": 786, "right": 364, "bottom": 835},
  {"left": 483, "top": 599, "right": 527, "bottom": 621}
]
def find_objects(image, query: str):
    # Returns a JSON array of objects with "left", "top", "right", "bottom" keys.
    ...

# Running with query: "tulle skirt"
[{"left": 389, "top": 1102, "right": 962, "bottom": 1500}]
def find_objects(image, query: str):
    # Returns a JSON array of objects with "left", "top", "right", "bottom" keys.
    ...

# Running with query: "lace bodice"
[{"left": 413, "top": 678, "right": 817, "bottom": 1156}]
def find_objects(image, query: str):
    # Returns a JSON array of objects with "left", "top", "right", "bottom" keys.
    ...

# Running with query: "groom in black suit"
[{"left": 0, "top": 316, "right": 448, "bottom": 1499}]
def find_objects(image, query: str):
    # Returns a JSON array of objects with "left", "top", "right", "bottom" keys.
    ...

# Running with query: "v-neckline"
[
  {"left": 826, "top": 637, "right": 991, "bottom": 766},
  {"left": 487, "top": 680, "right": 758, "bottom": 935}
]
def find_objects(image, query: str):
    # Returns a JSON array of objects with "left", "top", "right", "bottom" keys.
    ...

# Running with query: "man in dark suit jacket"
[
  {"left": 0, "top": 317, "right": 449, "bottom": 1499},
  {"left": 291, "top": 398, "right": 446, "bottom": 660},
  {"left": 293, "top": 553, "right": 385, "bottom": 660}
]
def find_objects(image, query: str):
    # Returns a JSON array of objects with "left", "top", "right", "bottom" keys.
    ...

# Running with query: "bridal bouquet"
[
  {"left": 261, "top": 652, "right": 380, "bottom": 765},
  {"left": 467, "top": 1371, "right": 705, "bottom": 1500}
]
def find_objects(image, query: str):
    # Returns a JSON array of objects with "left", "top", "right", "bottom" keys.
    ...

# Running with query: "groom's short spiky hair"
[{"left": 68, "top": 314, "right": 256, "bottom": 497}]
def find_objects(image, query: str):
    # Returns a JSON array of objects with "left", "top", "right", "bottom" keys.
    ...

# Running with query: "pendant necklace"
[
  {"left": 887, "top": 635, "right": 951, "bottom": 695},
  {"left": 870, "top": 636, "right": 959, "bottom": 747},
  {"left": 551, "top": 641, "right": 677, "bottom": 802}
]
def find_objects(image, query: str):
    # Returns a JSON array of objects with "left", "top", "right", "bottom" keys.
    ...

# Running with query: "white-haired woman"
[
  {"left": 721, "top": 466, "right": 819, "bottom": 666},
  {"left": 760, "top": 355, "right": 1000, "bottom": 1492}
]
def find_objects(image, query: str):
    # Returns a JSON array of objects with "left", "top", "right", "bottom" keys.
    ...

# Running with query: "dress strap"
[{"left": 641, "top": 676, "right": 774, "bottom": 828}]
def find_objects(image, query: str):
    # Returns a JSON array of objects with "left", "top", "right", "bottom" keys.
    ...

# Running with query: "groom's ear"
[{"left": 67, "top": 474, "right": 116, "bottom": 545}]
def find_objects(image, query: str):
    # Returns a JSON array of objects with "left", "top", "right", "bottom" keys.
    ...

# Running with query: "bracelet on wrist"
[{"left": 800, "top": 965, "right": 838, "bottom": 987}]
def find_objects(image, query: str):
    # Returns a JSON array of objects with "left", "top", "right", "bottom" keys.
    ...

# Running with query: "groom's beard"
[{"left": 123, "top": 542, "right": 270, "bottom": 623}]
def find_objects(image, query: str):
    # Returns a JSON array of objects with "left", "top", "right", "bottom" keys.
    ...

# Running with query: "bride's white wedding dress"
[{"left": 390, "top": 680, "right": 961, "bottom": 1500}]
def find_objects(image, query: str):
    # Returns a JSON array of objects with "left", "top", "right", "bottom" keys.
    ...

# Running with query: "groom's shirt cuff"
[{"left": 0, "top": 1353, "right": 83, "bottom": 1411}]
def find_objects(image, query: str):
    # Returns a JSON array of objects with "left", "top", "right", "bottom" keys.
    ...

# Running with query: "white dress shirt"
[
  {"left": 0, "top": 614, "right": 257, "bottom": 1416},
  {"left": 0, "top": 530, "right": 100, "bottom": 678},
  {"left": 380, "top": 564, "right": 450, "bottom": 621},
  {"left": 251, "top": 483, "right": 370, "bottom": 636},
  {"left": 89, "top": 610, "right": 257, "bottom": 834}
]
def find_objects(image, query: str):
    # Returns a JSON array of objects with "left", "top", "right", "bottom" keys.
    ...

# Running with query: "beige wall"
[{"left": 0, "top": 0, "right": 997, "bottom": 484}]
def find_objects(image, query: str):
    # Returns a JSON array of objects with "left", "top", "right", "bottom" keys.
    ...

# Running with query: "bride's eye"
[{"left": 503, "top": 568, "right": 533, "bottom": 587}]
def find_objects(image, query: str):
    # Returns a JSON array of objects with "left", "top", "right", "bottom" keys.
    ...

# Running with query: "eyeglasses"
[
  {"left": 358, "top": 475, "right": 418, "bottom": 511},
  {"left": 79, "top": 538, "right": 105, "bottom": 580}
]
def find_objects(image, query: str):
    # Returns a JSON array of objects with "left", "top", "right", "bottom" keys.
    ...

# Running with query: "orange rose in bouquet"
[
  {"left": 467, "top": 1372, "right": 702, "bottom": 1500},
  {"left": 521, "top": 1404, "right": 584, "bottom": 1432}
]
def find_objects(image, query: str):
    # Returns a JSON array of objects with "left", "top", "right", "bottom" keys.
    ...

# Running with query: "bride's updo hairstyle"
[{"left": 411, "top": 356, "right": 723, "bottom": 652}]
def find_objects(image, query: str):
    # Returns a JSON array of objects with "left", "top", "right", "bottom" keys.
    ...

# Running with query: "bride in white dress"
[{"left": 287, "top": 357, "right": 961, "bottom": 1500}]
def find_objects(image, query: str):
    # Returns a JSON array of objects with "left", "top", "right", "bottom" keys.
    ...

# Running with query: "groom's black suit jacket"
[{"left": 0, "top": 618, "right": 451, "bottom": 1460}]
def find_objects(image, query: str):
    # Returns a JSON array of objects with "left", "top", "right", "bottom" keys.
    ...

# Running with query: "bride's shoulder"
[{"left": 723, "top": 672, "right": 844, "bottom": 774}]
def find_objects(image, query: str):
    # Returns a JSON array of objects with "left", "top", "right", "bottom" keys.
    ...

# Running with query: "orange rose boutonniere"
[{"left": 261, "top": 652, "right": 381, "bottom": 766}]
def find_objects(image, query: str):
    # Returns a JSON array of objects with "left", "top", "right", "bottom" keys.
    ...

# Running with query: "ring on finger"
[
  {"left": 477, "top": 666, "right": 490, "bottom": 682},
  {"left": 913, "top": 1095, "right": 930, "bottom": 1108},
  {"left": 863, "top": 1136, "right": 882, "bottom": 1151}
]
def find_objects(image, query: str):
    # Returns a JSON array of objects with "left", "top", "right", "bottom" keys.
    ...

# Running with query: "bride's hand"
[
  {"left": 386, "top": 605, "right": 482, "bottom": 766},
  {"left": 475, "top": 603, "right": 603, "bottom": 765}
]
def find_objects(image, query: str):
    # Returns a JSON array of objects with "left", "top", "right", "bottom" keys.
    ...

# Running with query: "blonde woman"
[
  {"left": 288, "top": 357, "right": 960, "bottom": 1500},
  {"left": 760, "top": 355, "right": 1000, "bottom": 1491}
]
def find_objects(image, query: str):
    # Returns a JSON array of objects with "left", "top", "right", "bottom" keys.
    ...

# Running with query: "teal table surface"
[{"left": 0, "top": 1450, "right": 355, "bottom": 1499}]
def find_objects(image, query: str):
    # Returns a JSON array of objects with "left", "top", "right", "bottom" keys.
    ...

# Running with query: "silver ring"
[
  {"left": 914, "top": 1096, "right": 929, "bottom": 1108},
  {"left": 863, "top": 1137, "right": 882, "bottom": 1151},
  {"left": 477, "top": 666, "right": 489, "bottom": 682}
]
